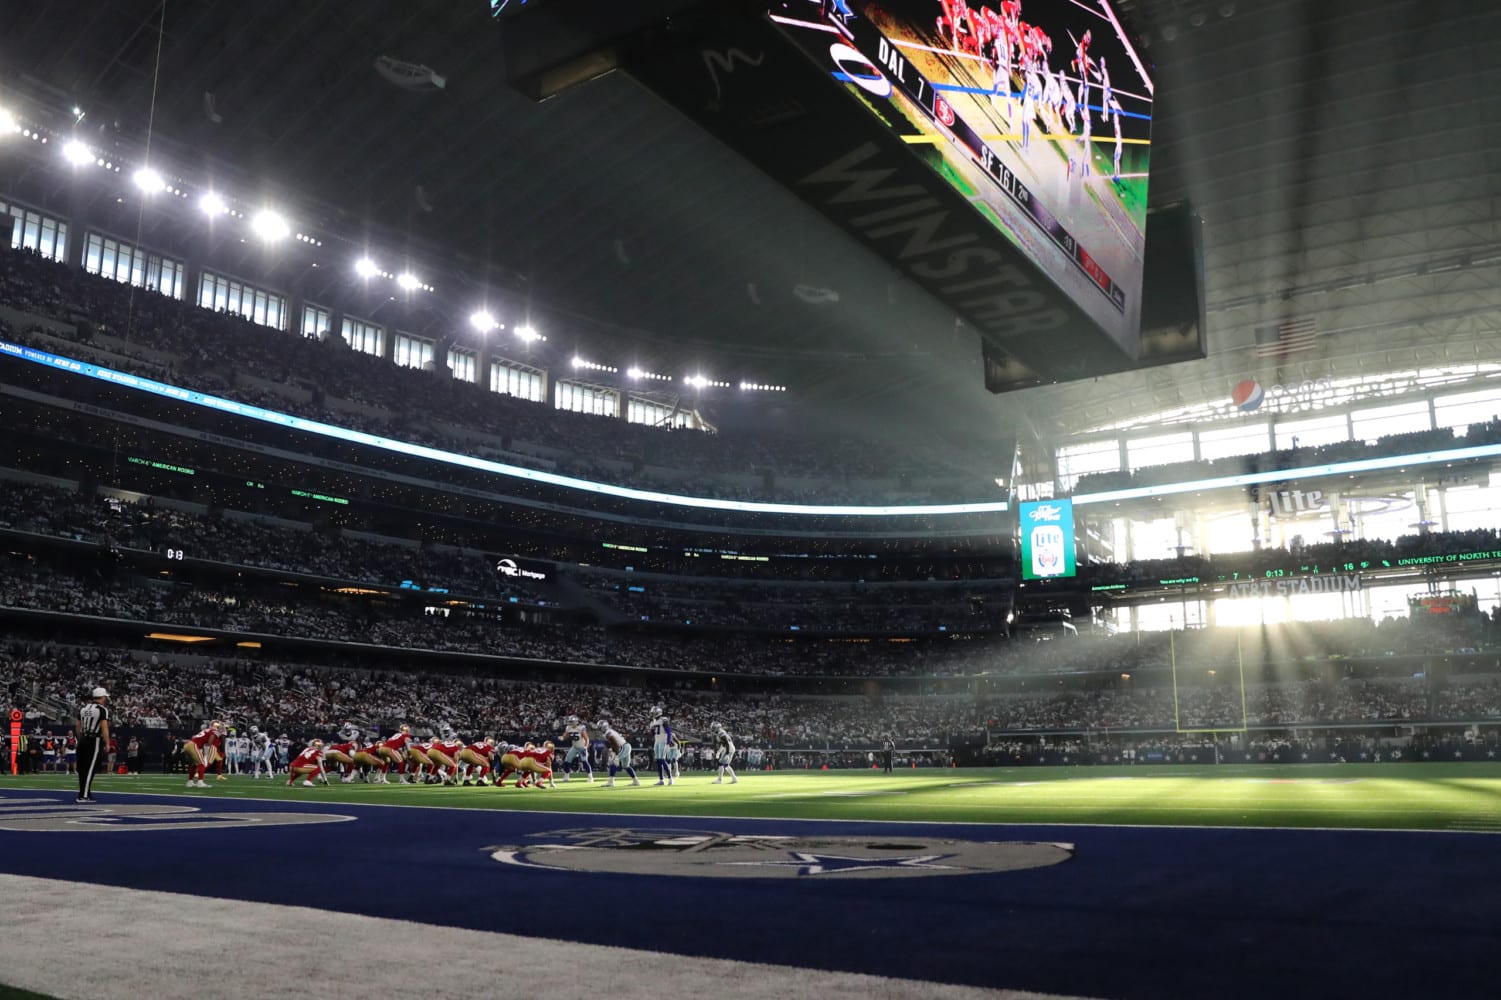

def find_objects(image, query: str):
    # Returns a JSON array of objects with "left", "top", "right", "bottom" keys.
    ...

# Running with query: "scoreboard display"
[{"left": 770, "top": 0, "right": 1153, "bottom": 359}]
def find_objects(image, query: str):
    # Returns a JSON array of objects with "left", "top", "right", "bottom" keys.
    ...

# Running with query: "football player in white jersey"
[
  {"left": 224, "top": 730, "right": 242, "bottom": 775},
  {"left": 249, "top": 726, "right": 275, "bottom": 779},
  {"left": 667, "top": 735, "right": 684, "bottom": 781},
  {"left": 710, "top": 723, "right": 739, "bottom": 784},
  {"left": 559, "top": 715, "right": 592, "bottom": 782},
  {"left": 648, "top": 705, "right": 673, "bottom": 786},
  {"left": 598, "top": 721, "right": 641, "bottom": 788}
]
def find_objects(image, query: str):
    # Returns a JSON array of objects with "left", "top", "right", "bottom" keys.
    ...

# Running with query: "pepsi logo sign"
[{"left": 1231, "top": 380, "right": 1264, "bottom": 411}]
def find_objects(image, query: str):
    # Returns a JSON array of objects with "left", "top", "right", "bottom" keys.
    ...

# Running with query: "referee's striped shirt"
[{"left": 79, "top": 702, "right": 110, "bottom": 737}]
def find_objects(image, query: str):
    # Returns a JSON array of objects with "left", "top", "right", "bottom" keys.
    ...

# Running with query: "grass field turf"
[{"left": 8, "top": 762, "right": 1501, "bottom": 832}]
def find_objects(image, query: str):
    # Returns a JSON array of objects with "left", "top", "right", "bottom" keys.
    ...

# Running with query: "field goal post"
[{"left": 1170, "top": 629, "right": 1249, "bottom": 743}]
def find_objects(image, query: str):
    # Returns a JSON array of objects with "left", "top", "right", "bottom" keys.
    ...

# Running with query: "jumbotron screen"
[{"left": 770, "top": 0, "right": 1152, "bottom": 357}]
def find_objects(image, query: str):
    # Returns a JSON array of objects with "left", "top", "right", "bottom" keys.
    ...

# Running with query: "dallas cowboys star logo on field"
[
  {"left": 719, "top": 851, "right": 961, "bottom": 876},
  {"left": 488, "top": 831, "right": 1073, "bottom": 878}
]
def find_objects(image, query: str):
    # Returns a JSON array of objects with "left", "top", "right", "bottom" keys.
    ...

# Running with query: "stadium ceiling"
[{"left": 2, "top": 0, "right": 1499, "bottom": 447}]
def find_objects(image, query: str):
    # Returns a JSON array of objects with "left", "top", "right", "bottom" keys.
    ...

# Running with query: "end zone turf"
[{"left": 4, "top": 779, "right": 1500, "bottom": 999}]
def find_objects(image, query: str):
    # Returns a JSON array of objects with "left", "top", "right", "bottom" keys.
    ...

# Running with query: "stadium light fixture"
[
  {"left": 469, "top": 311, "right": 499, "bottom": 334},
  {"left": 0, "top": 108, "right": 18, "bottom": 135},
  {"left": 515, "top": 324, "right": 544, "bottom": 342},
  {"left": 62, "top": 138, "right": 94, "bottom": 166},
  {"left": 354, "top": 257, "right": 380, "bottom": 279},
  {"left": 133, "top": 166, "right": 165, "bottom": 195},
  {"left": 397, "top": 272, "right": 421, "bottom": 291},
  {"left": 627, "top": 367, "right": 642, "bottom": 379},
  {"left": 199, "top": 192, "right": 228, "bottom": 218},
  {"left": 251, "top": 209, "right": 290, "bottom": 242}
]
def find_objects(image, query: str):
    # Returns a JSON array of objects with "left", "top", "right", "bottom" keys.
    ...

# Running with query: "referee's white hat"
[{"left": 91, "top": 687, "right": 108, "bottom": 698}]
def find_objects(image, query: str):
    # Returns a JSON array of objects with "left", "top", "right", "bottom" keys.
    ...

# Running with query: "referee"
[{"left": 76, "top": 687, "right": 111, "bottom": 803}]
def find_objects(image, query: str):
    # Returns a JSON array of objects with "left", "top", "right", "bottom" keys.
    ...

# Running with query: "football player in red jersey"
[
  {"left": 322, "top": 738, "right": 359, "bottom": 782},
  {"left": 427, "top": 735, "right": 464, "bottom": 785},
  {"left": 348, "top": 742, "right": 386, "bottom": 783},
  {"left": 457, "top": 738, "right": 497, "bottom": 785},
  {"left": 288, "top": 739, "right": 329, "bottom": 787},
  {"left": 406, "top": 738, "right": 437, "bottom": 784},
  {"left": 374, "top": 724, "right": 413, "bottom": 782},
  {"left": 182, "top": 721, "right": 223, "bottom": 788},
  {"left": 493, "top": 742, "right": 525, "bottom": 787},
  {"left": 517, "top": 741, "right": 557, "bottom": 789}
]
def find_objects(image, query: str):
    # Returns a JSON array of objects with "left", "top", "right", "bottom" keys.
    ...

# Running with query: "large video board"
[{"left": 770, "top": 0, "right": 1152, "bottom": 358}]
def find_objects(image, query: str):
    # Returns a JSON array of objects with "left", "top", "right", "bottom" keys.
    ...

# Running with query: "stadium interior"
[{"left": 2, "top": 1, "right": 1500, "bottom": 998}]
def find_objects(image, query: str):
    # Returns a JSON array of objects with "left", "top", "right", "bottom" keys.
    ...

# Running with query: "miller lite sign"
[{"left": 1020, "top": 499, "right": 1076, "bottom": 581}]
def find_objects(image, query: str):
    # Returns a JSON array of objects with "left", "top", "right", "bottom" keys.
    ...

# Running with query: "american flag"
[{"left": 1254, "top": 318, "right": 1319, "bottom": 358}]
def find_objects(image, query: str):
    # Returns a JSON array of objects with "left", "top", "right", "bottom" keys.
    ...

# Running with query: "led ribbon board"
[{"left": 0, "top": 339, "right": 1007, "bottom": 518}]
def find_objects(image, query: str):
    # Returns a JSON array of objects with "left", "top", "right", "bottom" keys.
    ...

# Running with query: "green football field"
[{"left": 8, "top": 763, "right": 1501, "bottom": 833}]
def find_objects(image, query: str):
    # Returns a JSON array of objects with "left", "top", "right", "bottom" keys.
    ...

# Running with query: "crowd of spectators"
[
  {"left": 7, "top": 639, "right": 1501, "bottom": 753},
  {"left": 8, "top": 475, "right": 1501, "bottom": 653},
  {"left": 0, "top": 478, "right": 1017, "bottom": 640},
  {"left": 2, "top": 527, "right": 1498, "bottom": 683},
  {"left": 0, "top": 246, "right": 987, "bottom": 504},
  {"left": 2, "top": 640, "right": 980, "bottom": 746},
  {"left": 4, "top": 463, "right": 1500, "bottom": 677},
  {"left": 573, "top": 568, "right": 1007, "bottom": 632},
  {"left": 0, "top": 479, "right": 547, "bottom": 604},
  {"left": 983, "top": 675, "right": 1501, "bottom": 731}
]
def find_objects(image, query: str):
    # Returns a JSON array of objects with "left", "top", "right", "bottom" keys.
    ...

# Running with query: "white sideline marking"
[{"left": 0, "top": 874, "right": 1092, "bottom": 1000}]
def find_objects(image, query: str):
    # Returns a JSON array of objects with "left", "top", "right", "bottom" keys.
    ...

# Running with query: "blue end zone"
[{"left": 1, "top": 789, "right": 1495, "bottom": 998}]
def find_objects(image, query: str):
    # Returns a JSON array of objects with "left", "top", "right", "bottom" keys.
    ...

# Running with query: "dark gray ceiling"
[{"left": 2, "top": 0, "right": 1499, "bottom": 453}]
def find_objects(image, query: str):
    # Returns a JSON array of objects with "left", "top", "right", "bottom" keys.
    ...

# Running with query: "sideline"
[{"left": 0, "top": 873, "right": 1089, "bottom": 1000}]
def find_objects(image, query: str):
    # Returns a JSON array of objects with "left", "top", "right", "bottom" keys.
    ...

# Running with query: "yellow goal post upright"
[{"left": 1169, "top": 630, "right": 1249, "bottom": 749}]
